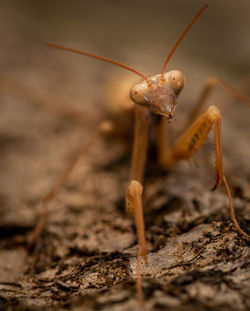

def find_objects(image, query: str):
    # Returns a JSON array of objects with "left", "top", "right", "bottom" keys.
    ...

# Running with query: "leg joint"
[
  {"left": 206, "top": 76, "right": 220, "bottom": 87},
  {"left": 126, "top": 180, "right": 143, "bottom": 214},
  {"left": 207, "top": 105, "right": 221, "bottom": 122}
]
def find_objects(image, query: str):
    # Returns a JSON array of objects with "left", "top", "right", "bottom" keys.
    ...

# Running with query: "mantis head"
[{"left": 130, "top": 70, "right": 185, "bottom": 119}]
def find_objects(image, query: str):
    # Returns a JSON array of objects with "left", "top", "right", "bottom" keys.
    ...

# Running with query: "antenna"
[
  {"left": 47, "top": 42, "right": 148, "bottom": 82},
  {"left": 161, "top": 4, "right": 208, "bottom": 77}
]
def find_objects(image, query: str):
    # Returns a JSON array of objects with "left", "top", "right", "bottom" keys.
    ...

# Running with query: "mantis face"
[{"left": 130, "top": 70, "right": 185, "bottom": 119}]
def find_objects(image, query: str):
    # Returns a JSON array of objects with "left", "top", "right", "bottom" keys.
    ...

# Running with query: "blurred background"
[{"left": 1, "top": 0, "right": 250, "bottom": 99}]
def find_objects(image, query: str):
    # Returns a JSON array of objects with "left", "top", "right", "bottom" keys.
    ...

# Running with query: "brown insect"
[{"left": 18, "top": 4, "right": 249, "bottom": 305}]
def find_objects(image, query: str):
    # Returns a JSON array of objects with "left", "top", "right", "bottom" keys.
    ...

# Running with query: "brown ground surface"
[{"left": 0, "top": 1, "right": 249, "bottom": 310}]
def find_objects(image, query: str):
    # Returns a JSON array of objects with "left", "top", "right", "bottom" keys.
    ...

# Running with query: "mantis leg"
[
  {"left": 187, "top": 77, "right": 250, "bottom": 126},
  {"left": 28, "top": 121, "right": 114, "bottom": 247},
  {"left": 126, "top": 106, "right": 150, "bottom": 258},
  {"left": 155, "top": 116, "right": 172, "bottom": 169},
  {"left": 125, "top": 106, "right": 150, "bottom": 306},
  {"left": 159, "top": 105, "right": 250, "bottom": 241}
]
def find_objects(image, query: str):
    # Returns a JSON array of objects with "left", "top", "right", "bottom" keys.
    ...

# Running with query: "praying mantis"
[{"left": 2, "top": 4, "right": 249, "bottom": 306}]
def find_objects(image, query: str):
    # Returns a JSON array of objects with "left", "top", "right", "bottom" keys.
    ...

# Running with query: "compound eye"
[
  {"left": 130, "top": 84, "right": 144, "bottom": 104},
  {"left": 168, "top": 70, "right": 185, "bottom": 95}
]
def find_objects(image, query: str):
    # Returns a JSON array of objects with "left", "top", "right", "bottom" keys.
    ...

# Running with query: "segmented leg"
[
  {"left": 127, "top": 180, "right": 145, "bottom": 307},
  {"left": 155, "top": 116, "right": 171, "bottom": 169},
  {"left": 28, "top": 121, "right": 114, "bottom": 247},
  {"left": 125, "top": 106, "right": 150, "bottom": 305},
  {"left": 129, "top": 107, "right": 150, "bottom": 184},
  {"left": 159, "top": 105, "right": 250, "bottom": 241},
  {"left": 126, "top": 106, "right": 150, "bottom": 259},
  {"left": 187, "top": 77, "right": 250, "bottom": 125}
]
